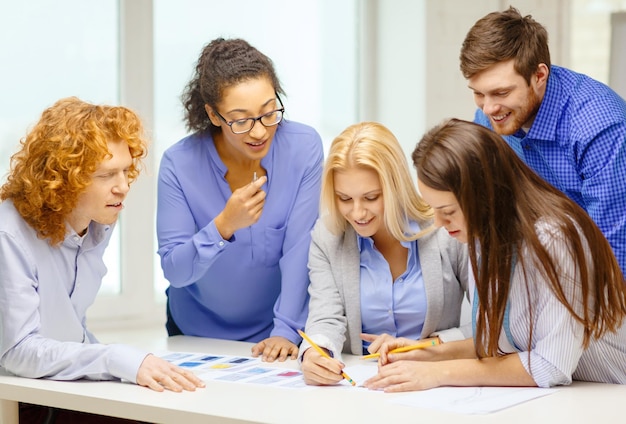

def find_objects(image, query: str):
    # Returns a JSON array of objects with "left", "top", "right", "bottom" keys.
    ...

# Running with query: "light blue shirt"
[
  {"left": 358, "top": 232, "right": 427, "bottom": 348},
  {"left": 0, "top": 200, "right": 147, "bottom": 382},
  {"left": 157, "top": 120, "right": 323, "bottom": 343},
  {"left": 474, "top": 65, "right": 626, "bottom": 274}
]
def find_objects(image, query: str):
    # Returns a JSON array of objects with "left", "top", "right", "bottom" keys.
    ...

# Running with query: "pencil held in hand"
[
  {"left": 298, "top": 330, "right": 356, "bottom": 386},
  {"left": 361, "top": 337, "right": 441, "bottom": 360}
]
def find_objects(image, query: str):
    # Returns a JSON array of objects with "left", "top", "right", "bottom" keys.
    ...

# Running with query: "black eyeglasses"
[{"left": 214, "top": 94, "right": 285, "bottom": 134}]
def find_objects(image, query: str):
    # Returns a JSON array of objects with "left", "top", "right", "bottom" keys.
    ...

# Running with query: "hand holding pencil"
[
  {"left": 298, "top": 330, "right": 356, "bottom": 386},
  {"left": 361, "top": 337, "right": 441, "bottom": 360},
  {"left": 360, "top": 333, "right": 441, "bottom": 365}
]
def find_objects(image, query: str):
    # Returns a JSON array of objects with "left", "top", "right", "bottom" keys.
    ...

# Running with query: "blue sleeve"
[
  {"left": 270, "top": 131, "right": 324, "bottom": 343},
  {"left": 156, "top": 151, "right": 231, "bottom": 287},
  {"left": 579, "top": 123, "right": 626, "bottom": 274},
  {"left": 0, "top": 232, "right": 147, "bottom": 383}
]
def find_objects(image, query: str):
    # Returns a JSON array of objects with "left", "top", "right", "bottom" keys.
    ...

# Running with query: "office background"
[{"left": 0, "top": 0, "right": 624, "bottom": 332}]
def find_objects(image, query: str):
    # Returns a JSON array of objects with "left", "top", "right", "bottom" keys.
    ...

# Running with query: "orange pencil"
[
  {"left": 298, "top": 329, "right": 356, "bottom": 386},
  {"left": 360, "top": 337, "right": 440, "bottom": 360}
]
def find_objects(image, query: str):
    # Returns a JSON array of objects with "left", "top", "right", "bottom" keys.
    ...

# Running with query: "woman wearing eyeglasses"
[{"left": 156, "top": 38, "right": 323, "bottom": 362}]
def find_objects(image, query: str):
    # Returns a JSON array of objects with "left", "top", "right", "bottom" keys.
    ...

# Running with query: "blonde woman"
[{"left": 300, "top": 122, "right": 470, "bottom": 386}]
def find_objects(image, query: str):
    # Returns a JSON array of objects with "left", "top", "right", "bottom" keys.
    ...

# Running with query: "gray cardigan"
[{"left": 301, "top": 219, "right": 470, "bottom": 359}]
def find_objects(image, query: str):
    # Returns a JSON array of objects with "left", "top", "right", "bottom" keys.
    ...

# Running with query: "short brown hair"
[{"left": 460, "top": 6, "right": 551, "bottom": 84}]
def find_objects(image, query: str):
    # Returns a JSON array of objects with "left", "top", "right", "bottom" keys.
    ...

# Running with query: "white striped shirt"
[{"left": 470, "top": 219, "right": 626, "bottom": 387}]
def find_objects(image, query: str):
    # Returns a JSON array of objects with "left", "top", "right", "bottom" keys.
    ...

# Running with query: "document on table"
[
  {"left": 158, "top": 351, "right": 378, "bottom": 390},
  {"left": 389, "top": 386, "right": 558, "bottom": 414},
  {"left": 160, "top": 350, "right": 554, "bottom": 412}
]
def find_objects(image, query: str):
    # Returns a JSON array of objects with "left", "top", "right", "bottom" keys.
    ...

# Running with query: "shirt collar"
[
  {"left": 356, "top": 220, "right": 421, "bottom": 251},
  {"left": 63, "top": 221, "right": 112, "bottom": 249},
  {"left": 525, "top": 65, "right": 562, "bottom": 141}
]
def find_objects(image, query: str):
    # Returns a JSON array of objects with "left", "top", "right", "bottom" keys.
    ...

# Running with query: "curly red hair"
[{"left": 0, "top": 97, "right": 148, "bottom": 245}]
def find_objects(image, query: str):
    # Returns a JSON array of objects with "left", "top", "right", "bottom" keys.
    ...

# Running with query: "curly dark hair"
[{"left": 182, "top": 38, "right": 284, "bottom": 134}]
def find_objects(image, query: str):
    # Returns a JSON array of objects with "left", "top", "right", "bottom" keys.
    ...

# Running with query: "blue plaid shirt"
[{"left": 475, "top": 65, "right": 626, "bottom": 274}]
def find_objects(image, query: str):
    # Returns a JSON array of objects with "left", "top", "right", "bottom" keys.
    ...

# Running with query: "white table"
[{"left": 1, "top": 335, "right": 625, "bottom": 423}]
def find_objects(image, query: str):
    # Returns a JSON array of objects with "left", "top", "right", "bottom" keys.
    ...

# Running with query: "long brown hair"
[{"left": 412, "top": 119, "right": 626, "bottom": 357}]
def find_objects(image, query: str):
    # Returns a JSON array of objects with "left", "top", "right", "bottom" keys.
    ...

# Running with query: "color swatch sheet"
[{"left": 159, "top": 351, "right": 378, "bottom": 390}]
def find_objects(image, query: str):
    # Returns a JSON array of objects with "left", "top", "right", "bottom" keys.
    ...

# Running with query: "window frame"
[{"left": 88, "top": 0, "right": 163, "bottom": 329}]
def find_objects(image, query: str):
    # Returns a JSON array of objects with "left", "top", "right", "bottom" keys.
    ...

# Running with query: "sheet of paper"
[
  {"left": 159, "top": 351, "right": 317, "bottom": 389},
  {"left": 341, "top": 364, "right": 378, "bottom": 388},
  {"left": 389, "top": 386, "right": 557, "bottom": 414},
  {"left": 159, "top": 351, "right": 381, "bottom": 390},
  {"left": 160, "top": 350, "right": 556, "bottom": 413}
]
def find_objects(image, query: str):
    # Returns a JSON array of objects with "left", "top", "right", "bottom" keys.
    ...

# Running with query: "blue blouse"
[
  {"left": 156, "top": 120, "right": 324, "bottom": 343},
  {"left": 358, "top": 229, "right": 427, "bottom": 348}
]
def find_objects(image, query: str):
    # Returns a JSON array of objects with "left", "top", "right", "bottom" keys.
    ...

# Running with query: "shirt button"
[
  {"left": 218, "top": 241, "right": 225, "bottom": 247},
  {"left": 388, "top": 310, "right": 392, "bottom": 315}
]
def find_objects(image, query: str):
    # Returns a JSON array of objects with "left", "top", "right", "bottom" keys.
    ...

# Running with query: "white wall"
[
  {"left": 610, "top": 12, "right": 626, "bottom": 99},
  {"left": 359, "top": 0, "right": 569, "bottom": 168},
  {"left": 424, "top": 0, "right": 568, "bottom": 131},
  {"left": 360, "top": 0, "right": 427, "bottom": 160}
]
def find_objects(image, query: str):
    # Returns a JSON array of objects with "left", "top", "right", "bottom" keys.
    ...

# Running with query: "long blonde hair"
[{"left": 321, "top": 121, "right": 433, "bottom": 241}]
